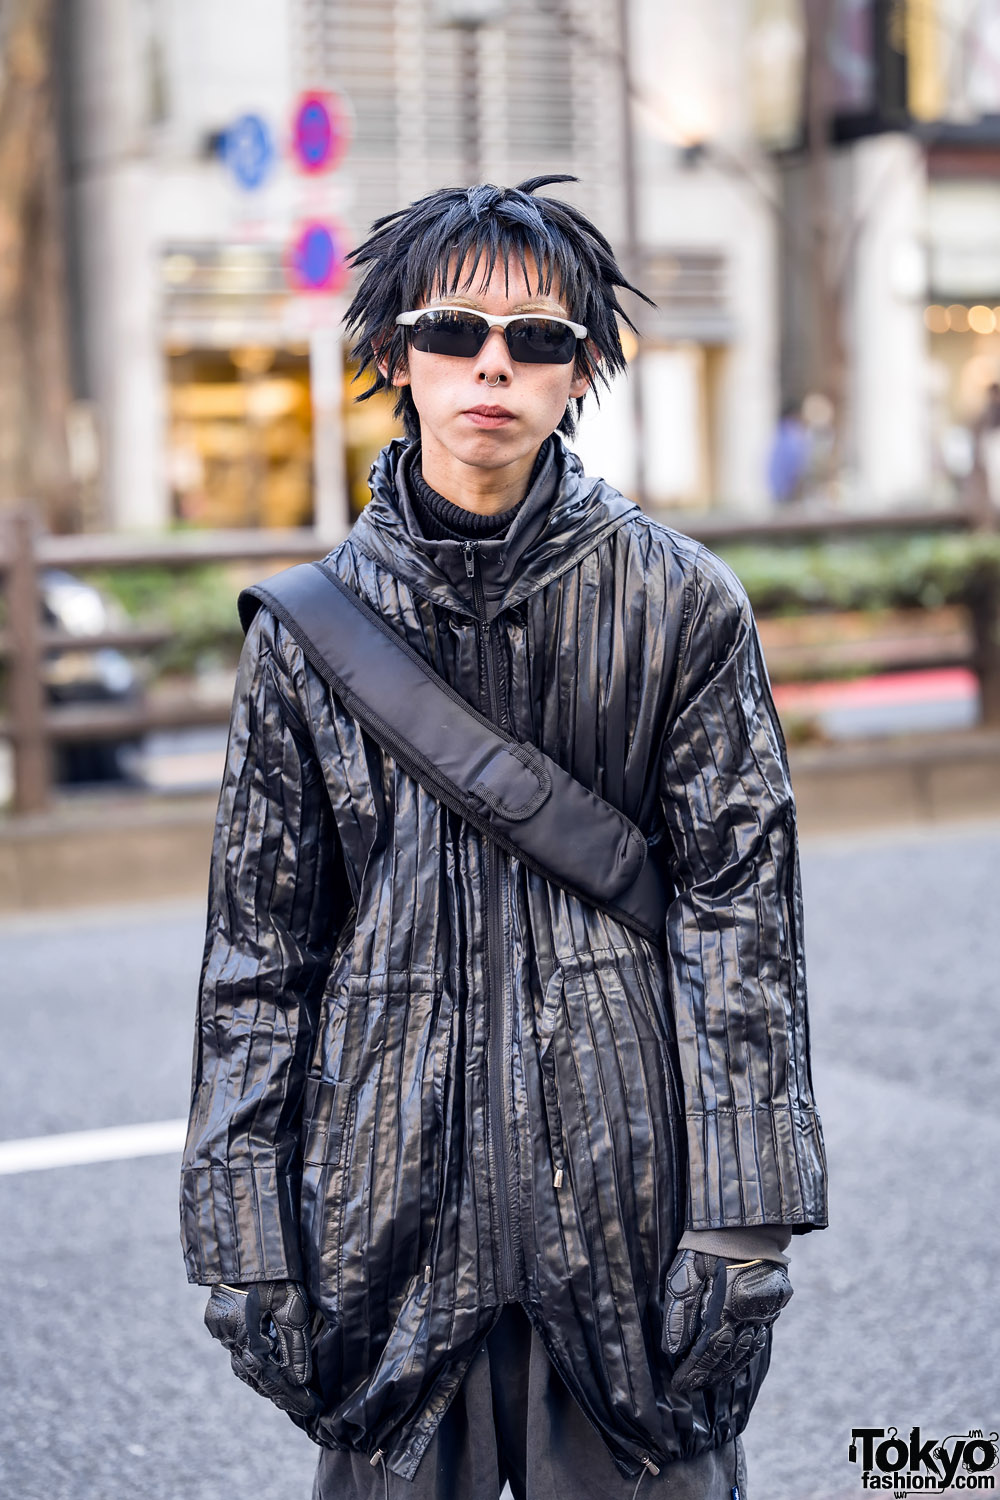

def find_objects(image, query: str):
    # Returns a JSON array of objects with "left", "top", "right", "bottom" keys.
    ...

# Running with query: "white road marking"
[{"left": 0, "top": 1119, "right": 188, "bottom": 1175}]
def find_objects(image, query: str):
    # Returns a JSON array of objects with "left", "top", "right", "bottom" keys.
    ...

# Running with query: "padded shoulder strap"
[{"left": 239, "top": 562, "right": 667, "bottom": 941}]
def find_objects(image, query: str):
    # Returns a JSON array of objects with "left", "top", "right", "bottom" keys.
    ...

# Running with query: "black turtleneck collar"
[
  {"left": 353, "top": 435, "right": 638, "bottom": 623},
  {"left": 402, "top": 440, "right": 553, "bottom": 543}
]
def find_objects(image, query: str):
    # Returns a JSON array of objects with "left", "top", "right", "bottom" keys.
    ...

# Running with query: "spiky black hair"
[{"left": 343, "top": 175, "right": 653, "bottom": 441}]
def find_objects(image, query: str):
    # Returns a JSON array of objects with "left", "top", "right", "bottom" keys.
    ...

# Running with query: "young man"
[{"left": 180, "top": 177, "right": 827, "bottom": 1500}]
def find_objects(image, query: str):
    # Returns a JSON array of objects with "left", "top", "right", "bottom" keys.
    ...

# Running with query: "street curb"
[
  {"left": 788, "top": 728, "right": 1000, "bottom": 832},
  {"left": 0, "top": 795, "right": 216, "bottom": 911},
  {"left": 2, "top": 731, "right": 999, "bottom": 911}
]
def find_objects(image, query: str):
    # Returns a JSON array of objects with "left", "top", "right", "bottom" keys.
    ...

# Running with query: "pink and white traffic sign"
[{"left": 286, "top": 220, "right": 349, "bottom": 293}]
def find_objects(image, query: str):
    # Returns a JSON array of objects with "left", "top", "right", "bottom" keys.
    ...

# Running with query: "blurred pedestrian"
[
  {"left": 766, "top": 400, "right": 810, "bottom": 505},
  {"left": 181, "top": 176, "right": 827, "bottom": 1500},
  {"left": 973, "top": 381, "right": 1000, "bottom": 519}
]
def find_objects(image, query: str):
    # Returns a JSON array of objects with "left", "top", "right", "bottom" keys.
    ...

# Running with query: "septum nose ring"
[{"left": 481, "top": 374, "right": 503, "bottom": 386}]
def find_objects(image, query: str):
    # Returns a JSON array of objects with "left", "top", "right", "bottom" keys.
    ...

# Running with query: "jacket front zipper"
[{"left": 464, "top": 540, "right": 521, "bottom": 1301}]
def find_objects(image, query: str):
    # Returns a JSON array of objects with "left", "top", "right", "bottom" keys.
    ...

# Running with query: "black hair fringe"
[{"left": 343, "top": 176, "right": 654, "bottom": 442}]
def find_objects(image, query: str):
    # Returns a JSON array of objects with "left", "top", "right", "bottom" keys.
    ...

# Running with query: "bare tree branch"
[{"left": 0, "top": 0, "right": 72, "bottom": 518}]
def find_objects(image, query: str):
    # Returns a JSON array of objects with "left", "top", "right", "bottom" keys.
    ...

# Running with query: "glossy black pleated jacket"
[{"left": 180, "top": 437, "right": 828, "bottom": 1484}]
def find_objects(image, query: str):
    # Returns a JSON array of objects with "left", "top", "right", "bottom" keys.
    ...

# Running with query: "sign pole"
[{"left": 310, "top": 324, "right": 349, "bottom": 534}]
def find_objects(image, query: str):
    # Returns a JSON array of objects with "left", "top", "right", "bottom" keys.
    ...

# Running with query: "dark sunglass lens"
[
  {"left": 410, "top": 312, "right": 487, "bottom": 358},
  {"left": 507, "top": 318, "right": 577, "bottom": 364}
]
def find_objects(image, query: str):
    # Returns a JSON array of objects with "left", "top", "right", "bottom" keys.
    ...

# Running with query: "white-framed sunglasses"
[{"left": 395, "top": 306, "right": 588, "bottom": 365}]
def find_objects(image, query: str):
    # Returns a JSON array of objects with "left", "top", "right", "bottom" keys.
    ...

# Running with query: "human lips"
[{"left": 463, "top": 404, "right": 515, "bottom": 428}]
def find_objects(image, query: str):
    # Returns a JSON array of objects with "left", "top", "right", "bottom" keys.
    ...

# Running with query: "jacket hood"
[{"left": 349, "top": 437, "right": 639, "bottom": 622}]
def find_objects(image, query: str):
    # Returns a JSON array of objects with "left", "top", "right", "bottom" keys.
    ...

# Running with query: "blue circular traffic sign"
[{"left": 222, "top": 113, "right": 274, "bottom": 191}]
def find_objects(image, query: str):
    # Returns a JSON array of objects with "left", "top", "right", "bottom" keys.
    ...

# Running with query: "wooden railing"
[
  {"left": 0, "top": 511, "right": 346, "bottom": 813},
  {"left": 0, "top": 502, "right": 993, "bottom": 815}
]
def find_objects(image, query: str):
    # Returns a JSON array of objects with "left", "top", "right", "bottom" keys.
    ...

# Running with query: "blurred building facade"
[
  {"left": 62, "top": 0, "right": 786, "bottom": 529},
  {"left": 761, "top": 0, "right": 1000, "bottom": 510},
  {"left": 60, "top": 0, "right": 1000, "bottom": 531}
]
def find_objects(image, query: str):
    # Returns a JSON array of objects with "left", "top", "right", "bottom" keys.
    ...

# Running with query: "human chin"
[{"left": 443, "top": 421, "right": 530, "bottom": 470}]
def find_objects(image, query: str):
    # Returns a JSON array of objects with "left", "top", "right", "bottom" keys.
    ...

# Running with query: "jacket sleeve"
[
  {"left": 658, "top": 548, "right": 827, "bottom": 1234},
  {"left": 180, "top": 610, "right": 350, "bottom": 1284}
]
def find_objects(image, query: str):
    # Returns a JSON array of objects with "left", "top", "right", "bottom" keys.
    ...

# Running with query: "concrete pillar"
[
  {"left": 309, "top": 324, "right": 349, "bottom": 536},
  {"left": 68, "top": 0, "right": 166, "bottom": 529},
  {"left": 850, "top": 133, "right": 932, "bottom": 507},
  {"left": 714, "top": 184, "right": 780, "bottom": 511}
]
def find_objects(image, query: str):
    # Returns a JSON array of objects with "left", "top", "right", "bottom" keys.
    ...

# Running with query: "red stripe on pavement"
[{"left": 771, "top": 667, "right": 978, "bottom": 713}]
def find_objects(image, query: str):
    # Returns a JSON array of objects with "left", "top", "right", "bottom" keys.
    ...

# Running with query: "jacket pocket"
[
  {"left": 541, "top": 951, "right": 686, "bottom": 1266},
  {"left": 301, "top": 1075, "right": 355, "bottom": 1167},
  {"left": 330, "top": 971, "right": 457, "bottom": 1307}
]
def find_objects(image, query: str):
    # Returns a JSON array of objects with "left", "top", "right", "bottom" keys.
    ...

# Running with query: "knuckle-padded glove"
[
  {"left": 204, "top": 1281, "right": 321, "bottom": 1419},
  {"left": 662, "top": 1249, "right": 793, "bottom": 1393}
]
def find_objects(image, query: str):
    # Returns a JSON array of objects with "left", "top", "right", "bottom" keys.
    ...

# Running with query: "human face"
[{"left": 385, "top": 254, "right": 591, "bottom": 500}]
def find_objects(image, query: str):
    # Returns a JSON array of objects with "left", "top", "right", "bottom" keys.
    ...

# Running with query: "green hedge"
[
  {"left": 717, "top": 531, "right": 1000, "bottom": 616},
  {"left": 83, "top": 530, "right": 1000, "bottom": 683},
  {"left": 85, "top": 563, "right": 248, "bottom": 678}
]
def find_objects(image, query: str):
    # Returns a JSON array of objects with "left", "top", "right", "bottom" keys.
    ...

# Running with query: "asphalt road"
[{"left": 2, "top": 821, "right": 999, "bottom": 1500}]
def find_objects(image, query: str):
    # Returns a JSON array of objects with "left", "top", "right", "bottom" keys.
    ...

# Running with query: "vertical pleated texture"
[
  {"left": 657, "top": 549, "right": 827, "bottom": 1230},
  {"left": 180, "top": 441, "right": 827, "bottom": 1479},
  {"left": 181, "top": 624, "right": 353, "bottom": 1282}
]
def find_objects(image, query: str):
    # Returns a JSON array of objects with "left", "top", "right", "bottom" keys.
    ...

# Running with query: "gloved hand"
[
  {"left": 204, "top": 1280, "right": 321, "bottom": 1419},
  {"left": 663, "top": 1250, "right": 793, "bottom": 1392}
]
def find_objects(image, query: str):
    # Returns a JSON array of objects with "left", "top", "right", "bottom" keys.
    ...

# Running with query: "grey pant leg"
[
  {"left": 311, "top": 1339, "right": 503, "bottom": 1500},
  {"left": 521, "top": 1305, "right": 747, "bottom": 1500},
  {"left": 526, "top": 1416, "right": 743, "bottom": 1500},
  {"left": 656, "top": 1436, "right": 746, "bottom": 1498},
  {"left": 312, "top": 1305, "right": 749, "bottom": 1500}
]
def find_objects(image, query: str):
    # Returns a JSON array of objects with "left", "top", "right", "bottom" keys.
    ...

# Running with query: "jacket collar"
[{"left": 350, "top": 437, "right": 639, "bottom": 622}]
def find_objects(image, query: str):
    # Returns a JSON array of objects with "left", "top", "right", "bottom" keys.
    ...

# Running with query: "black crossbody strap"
[{"left": 239, "top": 561, "right": 667, "bottom": 941}]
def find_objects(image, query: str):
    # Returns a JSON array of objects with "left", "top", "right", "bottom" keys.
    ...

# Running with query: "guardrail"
[
  {"left": 0, "top": 500, "right": 994, "bottom": 815},
  {"left": 0, "top": 509, "right": 347, "bottom": 814}
]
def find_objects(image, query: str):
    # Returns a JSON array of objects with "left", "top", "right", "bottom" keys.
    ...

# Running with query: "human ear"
[
  {"left": 375, "top": 340, "right": 409, "bottom": 389},
  {"left": 569, "top": 341, "right": 601, "bottom": 400}
]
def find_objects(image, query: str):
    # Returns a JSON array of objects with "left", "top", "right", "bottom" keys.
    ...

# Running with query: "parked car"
[{"left": 41, "top": 569, "right": 144, "bottom": 784}]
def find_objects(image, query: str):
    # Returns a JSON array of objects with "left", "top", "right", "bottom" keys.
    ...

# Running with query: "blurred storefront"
[
  {"left": 161, "top": 246, "right": 314, "bottom": 529},
  {"left": 66, "top": 0, "right": 400, "bottom": 533},
  {"left": 572, "top": 244, "right": 742, "bottom": 510},
  {"left": 64, "top": 0, "right": 1000, "bottom": 528},
  {"left": 159, "top": 242, "right": 398, "bottom": 528},
  {"left": 922, "top": 160, "right": 1000, "bottom": 504},
  {"left": 759, "top": 0, "right": 1000, "bottom": 508}
]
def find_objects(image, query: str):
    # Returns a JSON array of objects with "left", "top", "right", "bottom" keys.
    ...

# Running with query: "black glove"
[
  {"left": 204, "top": 1280, "right": 321, "bottom": 1419},
  {"left": 663, "top": 1250, "right": 793, "bottom": 1392}
]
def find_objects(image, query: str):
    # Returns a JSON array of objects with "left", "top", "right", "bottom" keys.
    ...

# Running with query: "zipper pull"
[
  {"left": 463, "top": 541, "right": 477, "bottom": 577},
  {"left": 424, "top": 1263, "right": 432, "bottom": 1283},
  {"left": 553, "top": 1161, "right": 564, "bottom": 1190}
]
